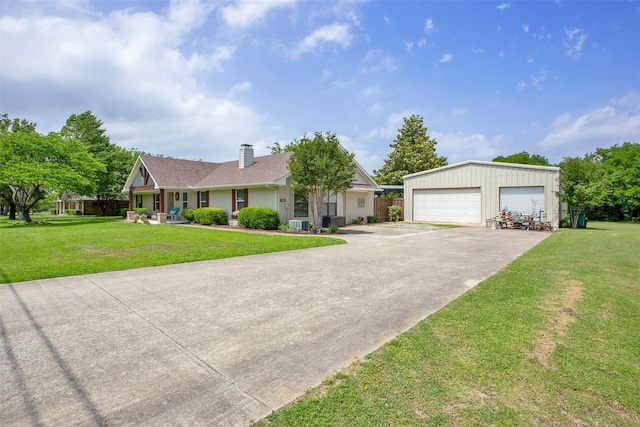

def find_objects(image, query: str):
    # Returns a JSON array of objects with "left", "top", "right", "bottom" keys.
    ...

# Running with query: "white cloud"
[
  {"left": 527, "top": 57, "right": 534, "bottom": 64},
  {"left": 219, "top": 0, "right": 294, "bottom": 28},
  {"left": 522, "top": 24, "right": 529, "bottom": 33},
  {"left": 0, "top": 2, "right": 265, "bottom": 159},
  {"left": 439, "top": 52, "right": 453, "bottom": 63},
  {"left": 406, "top": 41, "right": 414, "bottom": 54},
  {"left": 517, "top": 81, "right": 528, "bottom": 91},
  {"left": 424, "top": 17, "right": 435, "bottom": 34},
  {"left": 564, "top": 27, "right": 588, "bottom": 60},
  {"left": 496, "top": 3, "right": 511, "bottom": 11},
  {"left": 361, "top": 49, "right": 398, "bottom": 73},
  {"left": 540, "top": 105, "right": 640, "bottom": 156},
  {"left": 417, "top": 39, "right": 427, "bottom": 48},
  {"left": 531, "top": 71, "right": 548, "bottom": 90},
  {"left": 432, "top": 131, "right": 505, "bottom": 163},
  {"left": 291, "top": 23, "right": 353, "bottom": 59}
]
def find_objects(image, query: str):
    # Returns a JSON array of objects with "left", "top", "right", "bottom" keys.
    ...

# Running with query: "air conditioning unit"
[{"left": 288, "top": 220, "right": 309, "bottom": 230}]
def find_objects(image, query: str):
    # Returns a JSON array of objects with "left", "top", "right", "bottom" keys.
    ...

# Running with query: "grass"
[
  {"left": 0, "top": 214, "right": 344, "bottom": 284},
  {"left": 256, "top": 222, "right": 640, "bottom": 426}
]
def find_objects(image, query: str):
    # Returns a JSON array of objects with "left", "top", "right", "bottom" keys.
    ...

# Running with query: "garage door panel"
[
  {"left": 414, "top": 188, "right": 480, "bottom": 223},
  {"left": 499, "top": 187, "right": 544, "bottom": 216}
]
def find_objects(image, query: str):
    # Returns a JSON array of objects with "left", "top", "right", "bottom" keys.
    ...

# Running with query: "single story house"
[
  {"left": 122, "top": 144, "right": 380, "bottom": 225},
  {"left": 403, "top": 161, "right": 561, "bottom": 226},
  {"left": 55, "top": 193, "right": 128, "bottom": 216}
]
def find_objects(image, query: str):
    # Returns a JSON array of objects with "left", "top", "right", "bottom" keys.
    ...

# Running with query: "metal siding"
[{"left": 405, "top": 162, "right": 560, "bottom": 224}]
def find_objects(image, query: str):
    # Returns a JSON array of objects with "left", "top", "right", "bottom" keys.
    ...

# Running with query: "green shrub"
[
  {"left": 182, "top": 208, "right": 195, "bottom": 221},
  {"left": 328, "top": 224, "right": 339, "bottom": 233},
  {"left": 278, "top": 222, "right": 290, "bottom": 231},
  {"left": 351, "top": 217, "right": 361, "bottom": 224},
  {"left": 237, "top": 207, "right": 280, "bottom": 230},
  {"left": 120, "top": 208, "right": 128, "bottom": 218},
  {"left": 367, "top": 215, "right": 380, "bottom": 224},
  {"left": 194, "top": 207, "right": 228, "bottom": 225},
  {"left": 133, "top": 207, "right": 151, "bottom": 217},
  {"left": 560, "top": 216, "right": 571, "bottom": 228},
  {"left": 65, "top": 209, "right": 79, "bottom": 215},
  {"left": 388, "top": 205, "right": 402, "bottom": 222}
]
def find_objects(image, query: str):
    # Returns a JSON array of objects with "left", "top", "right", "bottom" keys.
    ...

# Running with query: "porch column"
[
  {"left": 160, "top": 189, "right": 165, "bottom": 213},
  {"left": 128, "top": 189, "right": 134, "bottom": 210}
]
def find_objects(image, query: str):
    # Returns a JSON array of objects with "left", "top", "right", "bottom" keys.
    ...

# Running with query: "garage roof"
[{"left": 404, "top": 160, "right": 560, "bottom": 180}]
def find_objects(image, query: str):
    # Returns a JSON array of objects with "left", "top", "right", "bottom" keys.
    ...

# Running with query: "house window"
[
  {"left": 322, "top": 194, "right": 337, "bottom": 216},
  {"left": 236, "top": 189, "right": 245, "bottom": 210},
  {"left": 200, "top": 192, "right": 207, "bottom": 208},
  {"left": 294, "top": 192, "right": 308, "bottom": 217},
  {"left": 135, "top": 195, "right": 143, "bottom": 208},
  {"left": 154, "top": 194, "right": 160, "bottom": 211},
  {"left": 182, "top": 192, "right": 188, "bottom": 210}
]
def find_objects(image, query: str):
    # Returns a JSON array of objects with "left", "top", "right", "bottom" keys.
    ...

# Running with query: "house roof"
[
  {"left": 403, "top": 160, "right": 560, "bottom": 180},
  {"left": 132, "top": 152, "right": 293, "bottom": 190}
]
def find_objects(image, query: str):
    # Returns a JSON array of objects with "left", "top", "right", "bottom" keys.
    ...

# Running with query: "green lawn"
[
  {"left": 256, "top": 222, "right": 640, "bottom": 426},
  {"left": 0, "top": 215, "right": 344, "bottom": 284}
]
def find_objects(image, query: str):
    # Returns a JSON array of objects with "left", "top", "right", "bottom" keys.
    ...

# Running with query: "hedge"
[
  {"left": 194, "top": 207, "right": 228, "bottom": 225},
  {"left": 237, "top": 207, "right": 280, "bottom": 230},
  {"left": 182, "top": 208, "right": 195, "bottom": 221}
]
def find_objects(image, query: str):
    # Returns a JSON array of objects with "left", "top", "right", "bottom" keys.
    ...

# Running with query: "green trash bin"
[{"left": 577, "top": 211, "right": 587, "bottom": 228}]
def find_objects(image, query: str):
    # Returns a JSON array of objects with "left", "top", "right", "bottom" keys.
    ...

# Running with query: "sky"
[{"left": 1, "top": 0, "right": 639, "bottom": 174}]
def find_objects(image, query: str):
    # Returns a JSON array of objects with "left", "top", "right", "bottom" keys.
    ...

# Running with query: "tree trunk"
[
  {"left": 9, "top": 203, "right": 16, "bottom": 220},
  {"left": 17, "top": 206, "right": 32, "bottom": 222}
]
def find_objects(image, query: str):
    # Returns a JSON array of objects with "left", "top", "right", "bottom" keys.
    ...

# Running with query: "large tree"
[
  {"left": 558, "top": 155, "right": 608, "bottom": 228},
  {"left": 373, "top": 114, "right": 447, "bottom": 185},
  {"left": 0, "top": 123, "right": 103, "bottom": 222},
  {"left": 288, "top": 132, "right": 356, "bottom": 228},
  {"left": 61, "top": 111, "right": 133, "bottom": 216},
  {"left": 594, "top": 142, "right": 640, "bottom": 221},
  {"left": 493, "top": 151, "right": 551, "bottom": 166},
  {"left": 0, "top": 114, "right": 39, "bottom": 219}
]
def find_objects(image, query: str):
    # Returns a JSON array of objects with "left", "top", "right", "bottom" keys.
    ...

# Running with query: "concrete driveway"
[{"left": 1, "top": 225, "right": 550, "bottom": 426}]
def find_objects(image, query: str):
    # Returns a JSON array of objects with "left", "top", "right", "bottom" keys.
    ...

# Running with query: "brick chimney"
[{"left": 239, "top": 144, "right": 254, "bottom": 169}]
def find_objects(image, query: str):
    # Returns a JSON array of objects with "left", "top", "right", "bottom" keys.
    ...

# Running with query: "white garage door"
[
  {"left": 499, "top": 187, "right": 544, "bottom": 216},
  {"left": 414, "top": 188, "right": 481, "bottom": 223}
]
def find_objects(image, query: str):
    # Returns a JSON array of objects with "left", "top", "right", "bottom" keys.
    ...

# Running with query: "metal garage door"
[
  {"left": 499, "top": 187, "right": 544, "bottom": 216},
  {"left": 414, "top": 188, "right": 481, "bottom": 223}
]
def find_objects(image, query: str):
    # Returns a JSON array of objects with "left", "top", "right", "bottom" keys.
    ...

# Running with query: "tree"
[
  {"left": 61, "top": 111, "right": 133, "bottom": 216},
  {"left": 0, "top": 126, "right": 103, "bottom": 222},
  {"left": 594, "top": 142, "right": 640, "bottom": 221},
  {"left": 373, "top": 114, "right": 447, "bottom": 185},
  {"left": 558, "top": 155, "right": 608, "bottom": 228},
  {"left": 0, "top": 114, "right": 38, "bottom": 219},
  {"left": 267, "top": 141, "right": 299, "bottom": 154},
  {"left": 493, "top": 151, "right": 551, "bottom": 166},
  {"left": 288, "top": 132, "right": 356, "bottom": 228}
]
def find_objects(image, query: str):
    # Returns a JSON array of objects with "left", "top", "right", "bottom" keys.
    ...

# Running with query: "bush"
[
  {"left": 65, "top": 209, "right": 79, "bottom": 215},
  {"left": 367, "top": 215, "right": 380, "bottom": 223},
  {"left": 182, "top": 208, "right": 195, "bottom": 221},
  {"left": 50, "top": 208, "right": 57, "bottom": 215},
  {"left": 194, "top": 207, "right": 228, "bottom": 225},
  {"left": 560, "top": 216, "right": 571, "bottom": 228},
  {"left": 388, "top": 205, "right": 402, "bottom": 222},
  {"left": 120, "top": 208, "right": 128, "bottom": 218},
  {"left": 133, "top": 207, "right": 151, "bottom": 216},
  {"left": 328, "top": 224, "right": 339, "bottom": 233},
  {"left": 237, "top": 207, "right": 280, "bottom": 230}
]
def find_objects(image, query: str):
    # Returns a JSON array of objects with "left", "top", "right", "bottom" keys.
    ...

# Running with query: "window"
[
  {"left": 322, "top": 194, "right": 337, "bottom": 216},
  {"left": 154, "top": 194, "right": 160, "bottom": 211},
  {"left": 182, "top": 192, "right": 188, "bottom": 210},
  {"left": 236, "top": 189, "right": 245, "bottom": 210},
  {"left": 294, "top": 192, "right": 308, "bottom": 217},
  {"left": 200, "top": 192, "right": 207, "bottom": 208},
  {"left": 135, "top": 195, "right": 143, "bottom": 208}
]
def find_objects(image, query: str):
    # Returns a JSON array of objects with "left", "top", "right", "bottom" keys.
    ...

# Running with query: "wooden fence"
[{"left": 373, "top": 198, "right": 404, "bottom": 222}]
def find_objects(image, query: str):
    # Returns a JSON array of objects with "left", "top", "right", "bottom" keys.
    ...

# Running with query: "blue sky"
[{"left": 1, "top": 0, "right": 639, "bottom": 174}]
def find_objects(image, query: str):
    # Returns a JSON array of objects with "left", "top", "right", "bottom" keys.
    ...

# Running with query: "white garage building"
[{"left": 403, "top": 161, "right": 561, "bottom": 226}]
